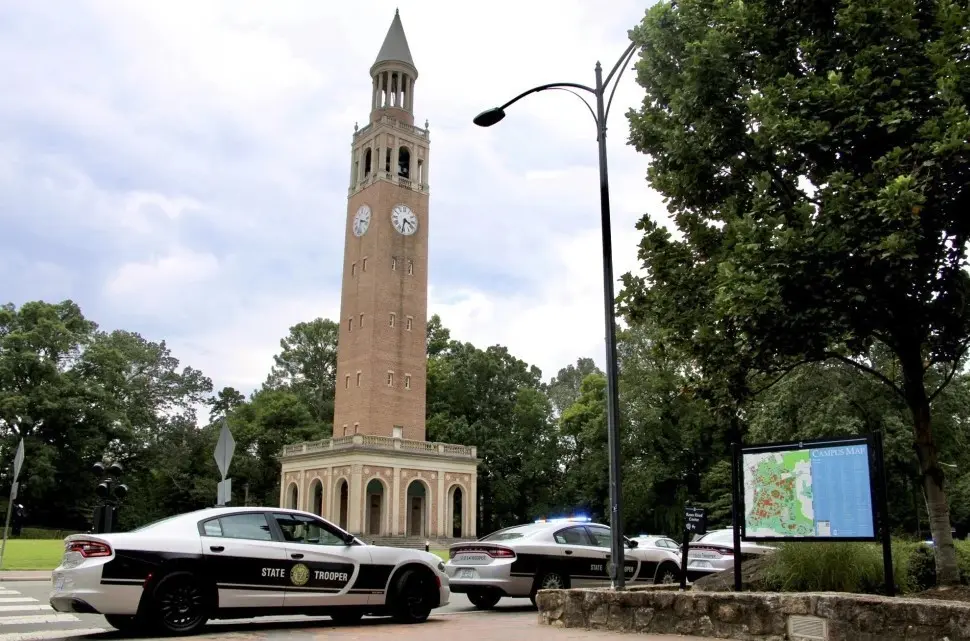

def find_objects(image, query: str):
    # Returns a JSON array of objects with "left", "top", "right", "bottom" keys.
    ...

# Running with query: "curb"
[{"left": 0, "top": 572, "right": 52, "bottom": 582}]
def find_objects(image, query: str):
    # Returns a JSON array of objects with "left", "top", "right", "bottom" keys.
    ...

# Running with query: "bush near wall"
[{"left": 761, "top": 540, "right": 970, "bottom": 594}]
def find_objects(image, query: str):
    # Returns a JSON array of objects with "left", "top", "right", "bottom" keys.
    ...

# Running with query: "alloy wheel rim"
[
  {"left": 542, "top": 574, "right": 564, "bottom": 589},
  {"left": 158, "top": 580, "right": 204, "bottom": 629}
]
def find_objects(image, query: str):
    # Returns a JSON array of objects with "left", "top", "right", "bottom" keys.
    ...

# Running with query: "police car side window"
[
  {"left": 554, "top": 526, "right": 591, "bottom": 546},
  {"left": 203, "top": 513, "right": 273, "bottom": 541},
  {"left": 272, "top": 514, "right": 345, "bottom": 546},
  {"left": 587, "top": 526, "right": 612, "bottom": 548}
]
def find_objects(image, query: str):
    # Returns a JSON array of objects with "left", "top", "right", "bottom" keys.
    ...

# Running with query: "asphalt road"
[{"left": 0, "top": 581, "right": 536, "bottom": 640}]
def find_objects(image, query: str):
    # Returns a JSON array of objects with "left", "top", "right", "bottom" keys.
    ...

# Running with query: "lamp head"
[
  {"left": 95, "top": 482, "right": 110, "bottom": 499},
  {"left": 473, "top": 107, "right": 506, "bottom": 127},
  {"left": 107, "top": 462, "right": 123, "bottom": 477},
  {"left": 92, "top": 462, "right": 105, "bottom": 476}
]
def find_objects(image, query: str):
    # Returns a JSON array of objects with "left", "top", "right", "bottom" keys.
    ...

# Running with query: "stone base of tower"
[{"left": 278, "top": 434, "right": 480, "bottom": 539}]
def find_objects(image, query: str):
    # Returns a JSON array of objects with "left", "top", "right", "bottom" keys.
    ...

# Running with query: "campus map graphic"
[{"left": 742, "top": 444, "right": 875, "bottom": 538}]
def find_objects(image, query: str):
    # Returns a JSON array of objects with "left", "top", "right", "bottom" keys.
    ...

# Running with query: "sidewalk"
[{"left": 0, "top": 570, "right": 50, "bottom": 581}]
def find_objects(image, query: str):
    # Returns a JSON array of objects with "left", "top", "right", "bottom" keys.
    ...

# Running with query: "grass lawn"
[
  {"left": 0, "top": 540, "right": 448, "bottom": 572},
  {"left": 0, "top": 539, "right": 64, "bottom": 571}
]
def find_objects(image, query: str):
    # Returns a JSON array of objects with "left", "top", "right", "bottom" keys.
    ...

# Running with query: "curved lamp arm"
[{"left": 603, "top": 41, "right": 639, "bottom": 124}]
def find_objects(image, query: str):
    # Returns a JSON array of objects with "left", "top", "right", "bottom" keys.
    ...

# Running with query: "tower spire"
[{"left": 373, "top": 8, "right": 416, "bottom": 72}]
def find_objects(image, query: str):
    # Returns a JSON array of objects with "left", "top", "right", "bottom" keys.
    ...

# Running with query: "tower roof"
[{"left": 374, "top": 9, "right": 416, "bottom": 70}]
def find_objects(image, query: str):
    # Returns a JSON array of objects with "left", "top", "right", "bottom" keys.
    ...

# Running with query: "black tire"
[
  {"left": 467, "top": 589, "right": 501, "bottom": 610},
  {"left": 530, "top": 569, "right": 568, "bottom": 606},
  {"left": 654, "top": 562, "right": 680, "bottom": 585},
  {"left": 330, "top": 609, "right": 365, "bottom": 624},
  {"left": 104, "top": 614, "right": 143, "bottom": 633},
  {"left": 146, "top": 570, "right": 211, "bottom": 635},
  {"left": 389, "top": 567, "right": 437, "bottom": 624}
]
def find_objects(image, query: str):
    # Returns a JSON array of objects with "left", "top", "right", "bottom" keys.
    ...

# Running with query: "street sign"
[
  {"left": 685, "top": 506, "right": 707, "bottom": 535},
  {"left": 12, "top": 439, "right": 24, "bottom": 481},
  {"left": 214, "top": 420, "right": 235, "bottom": 480},
  {"left": 217, "top": 478, "right": 232, "bottom": 506}
]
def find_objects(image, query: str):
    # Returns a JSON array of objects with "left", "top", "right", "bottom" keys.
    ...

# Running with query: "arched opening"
[
  {"left": 337, "top": 479, "right": 349, "bottom": 530},
  {"left": 450, "top": 485, "right": 464, "bottom": 538},
  {"left": 364, "top": 148, "right": 372, "bottom": 175},
  {"left": 310, "top": 479, "right": 323, "bottom": 516},
  {"left": 286, "top": 483, "right": 299, "bottom": 510},
  {"left": 397, "top": 146, "right": 411, "bottom": 179},
  {"left": 406, "top": 480, "right": 427, "bottom": 537},
  {"left": 365, "top": 478, "right": 386, "bottom": 536}
]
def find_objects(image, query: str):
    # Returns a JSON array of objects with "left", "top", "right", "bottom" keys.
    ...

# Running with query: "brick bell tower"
[
  {"left": 334, "top": 8, "right": 430, "bottom": 442},
  {"left": 278, "top": 11, "right": 478, "bottom": 542}
]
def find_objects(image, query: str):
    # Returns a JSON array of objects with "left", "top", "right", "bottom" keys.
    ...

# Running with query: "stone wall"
[{"left": 536, "top": 588, "right": 970, "bottom": 641}]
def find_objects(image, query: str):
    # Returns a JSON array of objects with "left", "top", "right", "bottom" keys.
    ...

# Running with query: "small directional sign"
[
  {"left": 12, "top": 439, "right": 24, "bottom": 482},
  {"left": 214, "top": 420, "right": 235, "bottom": 480},
  {"left": 685, "top": 506, "right": 707, "bottom": 535}
]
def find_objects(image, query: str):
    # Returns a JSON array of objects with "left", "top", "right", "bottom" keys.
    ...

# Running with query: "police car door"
[
  {"left": 584, "top": 524, "right": 641, "bottom": 585},
  {"left": 551, "top": 525, "right": 603, "bottom": 588},
  {"left": 268, "top": 512, "right": 374, "bottom": 608},
  {"left": 199, "top": 511, "right": 290, "bottom": 609}
]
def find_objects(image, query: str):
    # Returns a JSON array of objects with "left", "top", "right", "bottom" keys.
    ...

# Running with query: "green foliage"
[
  {"left": 622, "top": 0, "right": 970, "bottom": 583},
  {"left": 764, "top": 542, "right": 915, "bottom": 594}
]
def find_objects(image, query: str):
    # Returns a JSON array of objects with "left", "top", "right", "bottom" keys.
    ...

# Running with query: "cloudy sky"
[{"left": 0, "top": 0, "right": 667, "bottom": 396}]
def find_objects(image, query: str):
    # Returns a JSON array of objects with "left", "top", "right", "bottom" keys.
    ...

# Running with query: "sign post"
[
  {"left": 731, "top": 434, "right": 890, "bottom": 594},
  {"left": 681, "top": 505, "right": 706, "bottom": 590},
  {"left": 0, "top": 439, "right": 25, "bottom": 568},
  {"left": 214, "top": 419, "right": 236, "bottom": 507}
]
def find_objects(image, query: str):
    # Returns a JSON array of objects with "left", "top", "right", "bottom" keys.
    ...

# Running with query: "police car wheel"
[
  {"left": 467, "top": 589, "right": 501, "bottom": 609},
  {"left": 104, "top": 614, "right": 142, "bottom": 632},
  {"left": 389, "top": 567, "right": 435, "bottom": 624},
  {"left": 655, "top": 563, "right": 679, "bottom": 585},
  {"left": 148, "top": 570, "right": 211, "bottom": 635}
]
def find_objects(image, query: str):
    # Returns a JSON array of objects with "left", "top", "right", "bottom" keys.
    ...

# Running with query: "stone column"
[
  {"left": 392, "top": 467, "right": 401, "bottom": 536},
  {"left": 437, "top": 473, "right": 446, "bottom": 539},
  {"left": 349, "top": 464, "right": 363, "bottom": 533},
  {"left": 469, "top": 473, "right": 478, "bottom": 537}
]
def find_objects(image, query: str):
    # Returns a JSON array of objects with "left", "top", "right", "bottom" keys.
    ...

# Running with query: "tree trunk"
[{"left": 902, "top": 359, "right": 960, "bottom": 585}]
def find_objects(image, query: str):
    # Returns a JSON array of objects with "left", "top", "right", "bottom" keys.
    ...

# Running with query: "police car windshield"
[{"left": 480, "top": 525, "right": 538, "bottom": 541}]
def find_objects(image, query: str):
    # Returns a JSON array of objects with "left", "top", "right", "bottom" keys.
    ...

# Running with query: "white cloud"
[{"left": 0, "top": 0, "right": 669, "bottom": 396}]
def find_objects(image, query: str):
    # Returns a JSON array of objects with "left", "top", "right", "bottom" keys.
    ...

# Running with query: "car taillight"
[
  {"left": 452, "top": 545, "right": 516, "bottom": 559},
  {"left": 67, "top": 540, "right": 112, "bottom": 558}
]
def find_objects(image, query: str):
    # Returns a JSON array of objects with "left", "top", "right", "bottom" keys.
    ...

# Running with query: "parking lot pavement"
[{"left": 1, "top": 582, "right": 708, "bottom": 641}]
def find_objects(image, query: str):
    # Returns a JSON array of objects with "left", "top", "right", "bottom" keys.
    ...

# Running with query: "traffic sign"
[
  {"left": 214, "top": 420, "right": 235, "bottom": 480},
  {"left": 12, "top": 439, "right": 24, "bottom": 481}
]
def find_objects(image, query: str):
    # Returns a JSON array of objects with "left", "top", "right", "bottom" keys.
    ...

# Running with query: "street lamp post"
[{"left": 473, "top": 40, "right": 639, "bottom": 590}]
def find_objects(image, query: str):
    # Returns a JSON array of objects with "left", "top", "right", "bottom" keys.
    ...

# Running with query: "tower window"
[
  {"left": 406, "top": 316, "right": 413, "bottom": 331},
  {"left": 356, "top": 371, "right": 361, "bottom": 387},
  {"left": 385, "top": 149, "right": 391, "bottom": 173},
  {"left": 398, "top": 146, "right": 411, "bottom": 178},
  {"left": 407, "top": 260, "right": 413, "bottom": 275},
  {"left": 387, "top": 371, "right": 394, "bottom": 386},
  {"left": 391, "top": 257, "right": 397, "bottom": 271},
  {"left": 344, "top": 375, "right": 350, "bottom": 389},
  {"left": 348, "top": 317, "right": 354, "bottom": 331},
  {"left": 354, "top": 423, "right": 359, "bottom": 435},
  {"left": 359, "top": 313, "right": 364, "bottom": 327},
  {"left": 342, "top": 424, "right": 348, "bottom": 436},
  {"left": 393, "top": 425, "right": 403, "bottom": 439},
  {"left": 362, "top": 256, "right": 368, "bottom": 272},
  {"left": 389, "top": 313, "right": 396, "bottom": 327},
  {"left": 417, "top": 159, "right": 424, "bottom": 184},
  {"left": 405, "top": 374, "right": 411, "bottom": 390},
  {"left": 364, "top": 148, "right": 372, "bottom": 175},
  {"left": 351, "top": 262, "right": 357, "bottom": 277}
]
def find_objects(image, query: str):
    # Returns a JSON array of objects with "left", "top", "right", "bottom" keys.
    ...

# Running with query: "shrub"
[{"left": 764, "top": 541, "right": 914, "bottom": 594}]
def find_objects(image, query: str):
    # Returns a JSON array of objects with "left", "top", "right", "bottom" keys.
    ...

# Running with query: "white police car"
[
  {"left": 49, "top": 506, "right": 449, "bottom": 635},
  {"left": 444, "top": 517, "right": 682, "bottom": 608}
]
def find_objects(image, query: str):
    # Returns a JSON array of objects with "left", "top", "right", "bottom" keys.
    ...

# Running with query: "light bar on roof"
[{"left": 534, "top": 515, "right": 592, "bottom": 523}]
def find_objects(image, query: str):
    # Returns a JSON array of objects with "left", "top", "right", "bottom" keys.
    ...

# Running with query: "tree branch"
[
  {"left": 750, "top": 360, "right": 811, "bottom": 397},
  {"left": 824, "top": 352, "right": 905, "bottom": 399},
  {"left": 927, "top": 337, "right": 970, "bottom": 403}
]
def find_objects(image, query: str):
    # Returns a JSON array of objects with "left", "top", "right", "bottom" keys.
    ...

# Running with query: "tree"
[
  {"left": 209, "top": 387, "right": 246, "bottom": 421},
  {"left": 264, "top": 319, "right": 338, "bottom": 430},
  {"left": 622, "top": 0, "right": 970, "bottom": 582},
  {"left": 547, "top": 358, "right": 602, "bottom": 418}
]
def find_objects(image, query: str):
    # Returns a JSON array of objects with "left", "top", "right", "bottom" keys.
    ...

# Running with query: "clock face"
[
  {"left": 391, "top": 204, "right": 418, "bottom": 236},
  {"left": 352, "top": 205, "right": 371, "bottom": 237}
]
